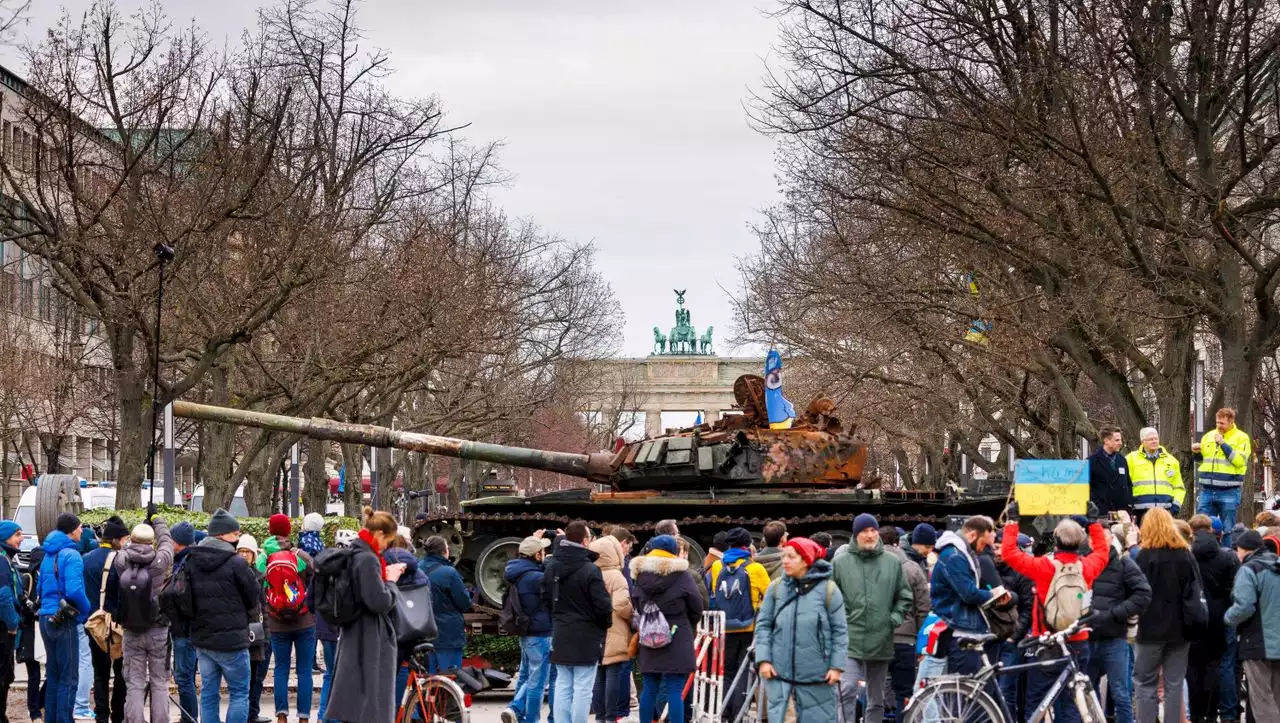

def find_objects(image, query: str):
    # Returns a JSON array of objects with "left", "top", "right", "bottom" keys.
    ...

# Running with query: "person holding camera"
[
  {"left": 0, "top": 521, "right": 24, "bottom": 723},
  {"left": 38, "top": 513, "right": 93, "bottom": 723}
]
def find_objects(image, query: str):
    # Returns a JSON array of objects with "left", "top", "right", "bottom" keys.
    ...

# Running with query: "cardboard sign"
[{"left": 1014, "top": 459, "right": 1090, "bottom": 515}]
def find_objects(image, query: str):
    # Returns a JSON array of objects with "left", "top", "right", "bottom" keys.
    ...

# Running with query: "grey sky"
[{"left": 5, "top": 0, "right": 782, "bottom": 358}]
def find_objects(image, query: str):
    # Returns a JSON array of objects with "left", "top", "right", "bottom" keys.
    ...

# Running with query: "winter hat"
[
  {"left": 910, "top": 523, "right": 938, "bottom": 547},
  {"left": 784, "top": 537, "right": 825, "bottom": 567},
  {"left": 193, "top": 529, "right": 207, "bottom": 544},
  {"left": 237, "top": 534, "right": 259, "bottom": 554},
  {"left": 303, "top": 513, "right": 325, "bottom": 533},
  {"left": 1235, "top": 530, "right": 1263, "bottom": 551},
  {"left": 102, "top": 516, "right": 130, "bottom": 541},
  {"left": 0, "top": 521, "right": 20, "bottom": 542},
  {"left": 171, "top": 522, "right": 195, "bottom": 547},
  {"left": 852, "top": 513, "right": 879, "bottom": 538},
  {"left": 519, "top": 536, "right": 551, "bottom": 556},
  {"left": 131, "top": 524, "right": 155, "bottom": 545},
  {"left": 724, "top": 527, "right": 752, "bottom": 549},
  {"left": 268, "top": 513, "right": 292, "bottom": 538},
  {"left": 1211, "top": 517, "right": 1224, "bottom": 535},
  {"left": 397, "top": 526, "right": 414, "bottom": 546},
  {"left": 646, "top": 535, "right": 680, "bottom": 556},
  {"left": 55, "top": 512, "right": 81, "bottom": 534},
  {"left": 207, "top": 508, "right": 240, "bottom": 537}
]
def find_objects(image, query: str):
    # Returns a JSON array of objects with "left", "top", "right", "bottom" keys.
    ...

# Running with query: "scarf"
[
  {"left": 722, "top": 547, "right": 752, "bottom": 567},
  {"left": 359, "top": 529, "right": 387, "bottom": 580}
]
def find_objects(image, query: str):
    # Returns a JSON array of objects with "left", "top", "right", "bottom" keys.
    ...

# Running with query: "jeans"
[
  {"left": 613, "top": 660, "right": 633, "bottom": 719},
  {"left": 1089, "top": 637, "right": 1133, "bottom": 723},
  {"left": 548, "top": 661, "right": 558, "bottom": 723},
  {"left": 723, "top": 632, "right": 753, "bottom": 722},
  {"left": 842, "top": 658, "right": 889, "bottom": 723},
  {"left": 890, "top": 642, "right": 917, "bottom": 712},
  {"left": 591, "top": 662, "right": 628, "bottom": 721},
  {"left": 90, "top": 634, "right": 125, "bottom": 723},
  {"left": 999, "top": 643, "right": 1026, "bottom": 721},
  {"left": 554, "top": 663, "right": 599, "bottom": 723},
  {"left": 428, "top": 647, "right": 463, "bottom": 675},
  {"left": 0, "top": 632, "right": 14, "bottom": 723},
  {"left": 1197, "top": 487, "right": 1241, "bottom": 544},
  {"left": 639, "top": 672, "right": 685, "bottom": 723},
  {"left": 510, "top": 636, "right": 552, "bottom": 723},
  {"left": 1027, "top": 640, "right": 1089, "bottom": 723},
  {"left": 1135, "top": 641, "right": 1190, "bottom": 723},
  {"left": 173, "top": 636, "right": 199, "bottom": 723},
  {"left": 1220, "top": 627, "right": 1241, "bottom": 720},
  {"left": 198, "top": 647, "right": 250, "bottom": 723},
  {"left": 270, "top": 627, "right": 316, "bottom": 717},
  {"left": 249, "top": 648, "right": 270, "bottom": 721},
  {"left": 25, "top": 657, "right": 42, "bottom": 719},
  {"left": 40, "top": 617, "right": 78, "bottom": 723},
  {"left": 318, "top": 639, "right": 338, "bottom": 722},
  {"left": 74, "top": 626, "right": 92, "bottom": 718}
]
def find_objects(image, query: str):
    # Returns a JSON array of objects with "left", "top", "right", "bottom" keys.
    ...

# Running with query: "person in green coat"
[{"left": 831, "top": 513, "right": 913, "bottom": 723}]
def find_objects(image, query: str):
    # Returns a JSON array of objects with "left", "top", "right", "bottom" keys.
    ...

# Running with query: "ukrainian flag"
[{"left": 764, "top": 350, "right": 796, "bottom": 429}]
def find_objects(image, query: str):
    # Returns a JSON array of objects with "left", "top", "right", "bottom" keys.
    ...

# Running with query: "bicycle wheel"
[
  {"left": 904, "top": 677, "right": 1004, "bottom": 723},
  {"left": 417, "top": 675, "right": 469, "bottom": 723},
  {"left": 1074, "top": 681, "right": 1106, "bottom": 723}
]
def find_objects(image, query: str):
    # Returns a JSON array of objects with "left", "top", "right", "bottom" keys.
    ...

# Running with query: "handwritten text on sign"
[{"left": 1014, "top": 460, "right": 1090, "bottom": 515}]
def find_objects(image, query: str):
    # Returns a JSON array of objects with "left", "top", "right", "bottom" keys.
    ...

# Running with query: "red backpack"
[{"left": 264, "top": 550, "right": 308, "bottom": 621}]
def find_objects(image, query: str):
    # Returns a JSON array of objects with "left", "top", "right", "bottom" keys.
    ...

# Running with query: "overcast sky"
[{"left": 4, "top": 0, "right": 782, "bottom": 359}]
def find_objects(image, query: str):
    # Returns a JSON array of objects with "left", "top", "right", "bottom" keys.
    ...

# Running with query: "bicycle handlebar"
[{"left": 1016, "top": 615, "right": 1094, "bottom": 651}]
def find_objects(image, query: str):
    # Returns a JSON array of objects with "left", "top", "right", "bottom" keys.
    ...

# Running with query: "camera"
[{"left": 49, "top": 600, "right": 79, "bottom": 627}]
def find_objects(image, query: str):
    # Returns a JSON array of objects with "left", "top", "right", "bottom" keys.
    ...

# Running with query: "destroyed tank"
[{"left": 172, "top": 375, "right": 1008, "bottom": 609}]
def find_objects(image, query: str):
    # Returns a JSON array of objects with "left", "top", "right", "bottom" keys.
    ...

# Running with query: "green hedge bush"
[
  {"left": 464, "top": 633, "right": 521, "bottom": 671},
  {"left": 80, "top": 505, "right": 360, "bottom": 547}
]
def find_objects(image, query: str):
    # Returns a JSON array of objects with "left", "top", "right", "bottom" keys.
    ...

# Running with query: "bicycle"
[
  {"left": 904, "top": 617, "right": 1105, "bottom": 723},
  {"left": 396, "top": 642, "right": 471, "bottom": 723}
]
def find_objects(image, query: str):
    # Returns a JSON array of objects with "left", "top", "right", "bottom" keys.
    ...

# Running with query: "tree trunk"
[
  {"left": 303, "top": 438, "right": 330, "bottom": 516},
  {"left": 112, "top": 325, "right": 149, "bottom": 509},
  {"left": 201, "top": 367, "right": 237, "bottom": 513},
  {"left": 44, "top": 436, "right": 63, "bottom": 475},
  {"left": 341, "top": 444, "right": 365, "bottom": 517}
]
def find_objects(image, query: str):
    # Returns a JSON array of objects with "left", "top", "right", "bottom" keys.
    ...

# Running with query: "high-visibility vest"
[
  {"left": 1125, "top": 447, "right": 1185, "bottom": 509},
  {"left": 1197, "top": 426, "right": 1251, "bottom": 488}
]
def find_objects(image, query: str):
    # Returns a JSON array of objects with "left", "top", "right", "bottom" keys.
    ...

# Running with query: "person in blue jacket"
[
  {"left": 419, "top": 536, "right": 472, "bottom": 674},
  {"left": 384, "top": 538, "right": 430, "bottom": 709},
  {"left": 931, "top": 516, "right": 1000, "bottom": 675},
  {"left": 502, "top": 533, "right": 553, "bottom": 723},
  {"left": 38, "top": 513, "right": 93, "bottom": 723},
  {"left": 0, "top": 520, "right": 24, "bottom": 717}
]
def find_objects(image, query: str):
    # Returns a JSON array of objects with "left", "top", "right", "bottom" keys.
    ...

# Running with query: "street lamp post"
[{"left": 147, "top": 243, "right": 175, "bottom": 510}]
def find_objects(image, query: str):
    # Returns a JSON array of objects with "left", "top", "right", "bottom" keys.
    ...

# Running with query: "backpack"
[
  {"left": 714, "top": 561, "right": 757, "bottom": 630},
  {"left": 312, "top": 547, "right": 363, "bottom": 627},
  {"left": 1042, "top": 556, "right": 1088, "bottom": 632},
  {"left": 159, "top": 560, "right": 194, "bottom": 623},
  {"left": 116, "top": 557, "right": 158, "bottom": 631},
  {"left": 497, "top": 571, "right": 532, "bottom": 636},
  {"left": 265, "top": 550, "right": 308, "bottom": 621},
  {"left": 636, "top": 601, "right": 673, "bottom": 649}
]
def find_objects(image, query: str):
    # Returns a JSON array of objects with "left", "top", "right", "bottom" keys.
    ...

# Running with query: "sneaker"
[{"left": 500, "top": 708, "right": 518, "bottom": 723}]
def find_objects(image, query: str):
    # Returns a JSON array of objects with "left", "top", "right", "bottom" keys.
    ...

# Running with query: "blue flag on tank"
[{"left": 764, "top": 350, "right": 795, "bottom": 429}]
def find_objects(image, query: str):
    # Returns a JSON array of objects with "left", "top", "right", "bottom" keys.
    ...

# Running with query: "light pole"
[{"left": 146, "top": 243, "right": 175, "bottom": 510}]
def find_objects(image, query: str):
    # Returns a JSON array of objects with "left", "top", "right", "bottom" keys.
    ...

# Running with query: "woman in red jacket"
[{"left": 1001, "top": 512, "right": 1110, "bottom": 723}]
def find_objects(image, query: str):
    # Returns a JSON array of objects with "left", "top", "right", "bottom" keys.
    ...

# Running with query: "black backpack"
[
  {"left": 312, "top": 547, "right": 363, "bottom": 627},
  {"left": 117, "top": 560, "right": 157, "bottom": 631},
  {"left": 497, "top": 571, "right": 531, "bottom": 636},
  {"left": 159, "top": 561, "right": 194, "bottom": 623}
]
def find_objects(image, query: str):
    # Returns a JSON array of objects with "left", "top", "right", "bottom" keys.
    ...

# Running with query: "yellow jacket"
[
  {"left": 708, "top": 557, "right": 771, "bottom": 632},
  {"left": 1197, "top": 426, "right": 1251, "bottom": 488},
  {"left": 1126, "top": 446, "right": 1185, "bottom": 510}
]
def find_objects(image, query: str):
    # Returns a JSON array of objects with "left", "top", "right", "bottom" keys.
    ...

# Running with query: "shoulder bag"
[
  {"left": 84, "top": 552, "right": 123, "bottom": 660},
  {"left": 390, "top": 582, "right": 437, "bottom": 645}
]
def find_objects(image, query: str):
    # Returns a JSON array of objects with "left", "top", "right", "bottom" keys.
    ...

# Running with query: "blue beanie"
[
  {"left": 852, "top": 513, "right": 879, "bottom": 537},
  {"left": 193, "top": 529, "right": 207, "bottom": 544},
  {"left": 0, "top": 521, "right": 21, "bottom": 543},
  {"left": 171, "top": 521, "right": 195, "bottom": 546},
  {"left": 910, "top": 523, "right": 938, "bottom": 547},
  {"left": 647, "top": 535, "right": 680, "bottom": 556},
  {"left": 1211, "top": 517, "right": 1224, "bottom": 534}
]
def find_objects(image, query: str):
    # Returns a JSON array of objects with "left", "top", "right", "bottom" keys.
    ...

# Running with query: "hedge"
[
  {"left": 79, "top": 505, "right": 361, "bottom": 547},
  {"left": 464, "top": 633, "right": 521, "bottom": 671}
]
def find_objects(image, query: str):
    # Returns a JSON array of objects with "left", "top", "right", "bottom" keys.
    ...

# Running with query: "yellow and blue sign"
[{"left": 1014, "top": 460, "right": 1090, "bottom": 515}]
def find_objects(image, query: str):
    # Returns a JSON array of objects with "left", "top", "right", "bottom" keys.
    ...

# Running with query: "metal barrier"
[{"left": 690, "top": 610, "right": 726, "bottom": 723}]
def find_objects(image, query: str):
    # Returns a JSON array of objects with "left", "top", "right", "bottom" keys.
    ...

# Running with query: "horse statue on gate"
[
  {"left": 652, "top": 326, "right": 667, "bottom": 354},
  {"left": 699, "top": 326, "right": 714, "bottom": 355}
]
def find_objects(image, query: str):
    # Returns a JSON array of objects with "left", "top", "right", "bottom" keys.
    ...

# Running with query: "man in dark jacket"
[
  {"left": 177, "top": 509, "right": 261, "bottom": 723},
  {"left": 419, "top": 536, "right": 472, "bottom": 674},
  {"left": 0, "top": 521, "right": 23, "bottom": 723},
  {"left": 908, "top": 524, "right": 936, "bottom": 577},
  {"left": 1087, "top": 526, "right": 1152, "bottom": 723},
  {"left": 1089, "top": 426, "right": 1132, "bottom": 516},
  {"left": 167, "top": 522, "right": 199, "bottom": 723},
  {"left": 542, "top": 521, "right": 611, "bottom": 723},
  {"left": 931, "top": 516, "right": 999, "bottom": 675},
  {"left": 503, "top": 533, "right": 552, "bottom": 723},
  {"left": 1187, "top": 516, "right": 1239, "bottom": 722},
  {"left": 81, "top": 515, "right": 128, "bottom": 723}
]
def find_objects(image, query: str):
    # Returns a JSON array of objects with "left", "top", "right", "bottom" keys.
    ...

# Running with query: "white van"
[{"left": 188, "top": 484, "right": 250, "bottom": 518}]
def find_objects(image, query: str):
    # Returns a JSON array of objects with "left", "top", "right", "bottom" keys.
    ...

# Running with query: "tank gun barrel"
[{"left": 171, "top": 401, "right": 615, "bottom": 483}]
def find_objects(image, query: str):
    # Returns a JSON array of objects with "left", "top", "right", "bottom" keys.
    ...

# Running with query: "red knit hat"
[
  {"left": 784, "top": 537, "right": 825, "bottom": 567},
  {"left": 268, "top": 513, "right": 291, "bottom": 538}
]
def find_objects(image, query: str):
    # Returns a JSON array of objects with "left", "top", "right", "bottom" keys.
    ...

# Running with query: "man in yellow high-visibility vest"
[
  {"left": 1126, "top": 427, "right": 1185, "bottom": 518},
  {"left": 1193, "top": 407, "right": 1251, "bottom": 545}
]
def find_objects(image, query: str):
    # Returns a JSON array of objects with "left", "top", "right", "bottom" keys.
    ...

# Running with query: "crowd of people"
[{"left": 6, "top": 404, "right": 1280, "bottom": 723}]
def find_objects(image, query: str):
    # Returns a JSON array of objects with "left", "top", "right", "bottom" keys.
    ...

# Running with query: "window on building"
[
  {"left": 2, "top": 120, "right": 10, "bottom": 161},
  {"left": 19, "top": 277, "right": 32, "bottom": 315}
]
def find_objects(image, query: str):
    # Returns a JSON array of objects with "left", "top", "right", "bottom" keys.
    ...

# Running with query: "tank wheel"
[
  {"left": 421, "top": 523, "right": 465, "bottom": 564},
  {"left": 680, "top": 535, "right": 706, "bottom": 571},
  {"left": 475, "top": 536, "right": 522, "bottom": 608},
  {"left": 35, "top": 475, "right": 84, "bottom": 542},
  {"left": 823, "top": 529, "right": 852, "bottom": 553}
]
